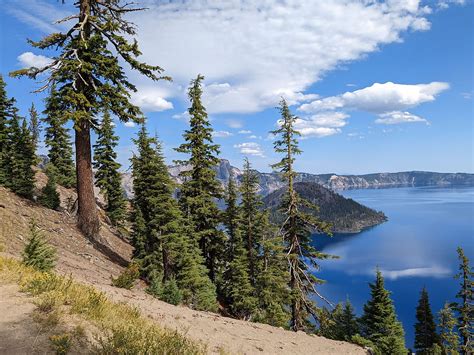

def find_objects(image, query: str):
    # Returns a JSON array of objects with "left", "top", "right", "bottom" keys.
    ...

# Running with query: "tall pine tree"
[
  {"left": 0, "top": 75, "right": 16, "bottom": 186},
  {"left": 93, "top": 110, "right": 126, "bottom": 226},
  {"left": 255, "top": 210, "right": 290, "bottom": 327},
  {"left": 240, "top": 158, "right": 263, "bottom": 286},
  {"left": 175, "top": 74, "right": 224, "bottom": 283},
  {"left": 453, "top": 247, "right": 473, "bottom": 354},
  {"left": 28, "top": 103, "right": 41, "bottom": 153},
  {"left": 131, "top": 124, "right": 216, "bottom": 310},
  {"left": 438, "top": 302, "right": 460, "bottom": 355},
  {"left": 361, "top": 269, "right": 406, "bottom": 354},
  {"left": 42, "top": 87, "right": 75, "bottom": 188},
  {"left": 11, "top": 0, "right": 169, "bottom": 239},
  {"left": 415, "top": 287, "right": 439, "bottom": 353},
  {"left": 9, "top": 114, "right": 36, "bottom": 199},
  {"left": 271, "top": 98, "right": 333, "bottom": 331}
]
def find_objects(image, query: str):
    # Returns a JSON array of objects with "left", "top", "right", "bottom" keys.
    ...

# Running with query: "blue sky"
[{"left": 0, "top": 0, "right": 472, "bottom": 174}]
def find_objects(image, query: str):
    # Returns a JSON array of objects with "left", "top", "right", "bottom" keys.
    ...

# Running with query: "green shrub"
[
  {"left": 160, "top": 278, "right": 183, "bottom": 305},
  {"left": 22, "top": 220, "right": 56, "bottom": 272},
  {"left": 111, "top": 262, "right": 140, "bottom": 289}
]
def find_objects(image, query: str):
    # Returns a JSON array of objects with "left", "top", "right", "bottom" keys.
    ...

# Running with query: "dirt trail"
[{"left": 0, "top": 186, "right": 366, "bottom": 354}]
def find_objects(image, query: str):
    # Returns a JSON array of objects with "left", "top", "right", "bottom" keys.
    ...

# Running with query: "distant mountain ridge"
[{"left": 161, "top": 159, "right": 474, "bottom": 196}]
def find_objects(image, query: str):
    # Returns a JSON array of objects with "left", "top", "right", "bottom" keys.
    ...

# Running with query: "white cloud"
[
  {"left": 212, "top": 130, "right": 233, "bottom": 138},
  {"left": 375, "top": 111, "right": 429, "bottom": 125},
  {"left": 9, "top": 1, "right": 460, "bottom": 115},
  {"left": 131, "top": 88, "right": 174, "bottom": 112},
  {"left": 17, "top": 52, "right": 53, "bottom": 69},
  {"left": 293, "top": 112, "right": 349, "bottom": 138},
  {"left": 125, "top": 0, "right": 439, "bottom": 113},
  {"left": 300, "top": 82, "right": 449, "bottom": 113},
  {"left": 380, "top": 266, "right": 451, "bottom": 280},
  {"left": 238, "top": 130, "right": 252, "bottom": 134},
  {"left": 461, "top": 92, "right": 472, "bottom": 100},
  {"left": 172, "top": 111, "right": 190, "bottom": 122},
  {"left": 124, "top": 121, "right": 136, "bottom": 128},
  {"left": 234, "top": 142, "right": 265, "bottom": 157}
]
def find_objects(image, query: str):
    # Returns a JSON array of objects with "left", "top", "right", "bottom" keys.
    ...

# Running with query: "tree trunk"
[
  {"left": 75, "top": 0, "right": 100, "bottom": 239},
  {"left": 75, "top": 119, "right": 100, "bottom": 238}
]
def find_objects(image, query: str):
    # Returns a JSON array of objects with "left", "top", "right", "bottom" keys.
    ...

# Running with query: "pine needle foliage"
[
  {"left": 10, "top": 0, "right": 169, "bottom": 239},
  {"left": 360, "top": 269, "right": 406, "bottom": 354},
  {"left": 22, "top": 220, "right": 56, "bottom": 272},
  {"left": 414, "top": 287, "right": 439, "bottom": 354},
  {"left": 175, "top": 74, "right": 224, "bottom": 283},
  {"left": 130, "top": 124, "right": 216, "bottom": 311},
  {"left": 42, "top": 87, "right": 75, "bottom": 188},
  {"left": 453, "top": 247, "right": 473, "bottom": 354},
  {"left": 271, "top": 98, "right": 333, "bottom": 331},
  {"left": 93, "top": 110, "right": 126, "bottom": 226},
  {"left": 438, "top": 302, "right": 460, "bottom": 355},
  {"left": 28, "top": 103, "right": 41, "bottom": 153},
  {"left": 0, "top": 75, "right": 17, "bottom": 187}
]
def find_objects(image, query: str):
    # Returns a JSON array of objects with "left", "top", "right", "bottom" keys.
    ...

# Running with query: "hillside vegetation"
[
  {"left": 263, "top": 182, "right": 387, "bottom": 233},
  {"left": 0, "top": 186, "right": 366, "bottom": 354}
]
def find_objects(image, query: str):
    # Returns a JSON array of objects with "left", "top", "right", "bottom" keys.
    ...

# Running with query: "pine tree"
[
  {"left": 254, "top": 211, "right": 290, "bottom": 327},
  {"left": 42, "top": 87, "right": 75, "bottom": 188},
  {"left": 11, "top": 0, "right": 169, "bottom": 239},
  {"left": 271, "top": 98, "right": 333, "bottom": 331},
  {"left": 175, "top": 74, "right": 224, "bottom": 283},
  {"left": 361, "top": 269, "right": 406, "bottom": 354},
  {"left": 415, "top": 287, "right": 439, "bottom": 353},
  {"left": 28, "top": 103, "right": 41, "bottom": 152},
  {"left": 240, "top": 158, "right": 263, "bottom": 286},
  {"left": 39, "top": 164, "right": 61, "bottom": 210},
  {"left": 341, "top": 299, "right": 359, "bottom": 340},
  {"left": 226, "top": 238, "right": 257, "bottom": 319},
  {"left": 0, "top": 75, "right": 15, "bottom": 186},
  {"left": 130, "top": 124, "right": 216, "bottom": 310},
  {"left": 453, "top": 247, "right": 473, "bottom": 354},
  {"left": 438, "top": 302, "right": 460, "bottom": 355},
  {"left": 93, "top": 110, "right": 126, "bottom": 226},
  {"left": 9, "top": 115, "right": 36, "bottom": 199},
  {"left": 22, "top": 220, "right": 56, "bottom": 272},
  {"left": 223, "top": 174, "right": 240, "bottom": 262}
]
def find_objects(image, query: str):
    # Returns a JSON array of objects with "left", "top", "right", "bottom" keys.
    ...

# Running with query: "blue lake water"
[{"left": 311, "top": 186, "right": 474, "bottom": 349}]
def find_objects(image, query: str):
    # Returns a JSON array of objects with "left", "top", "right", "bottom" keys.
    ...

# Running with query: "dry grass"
[{"left": 0, "top": 256, "right": 207, "bottom": 355}]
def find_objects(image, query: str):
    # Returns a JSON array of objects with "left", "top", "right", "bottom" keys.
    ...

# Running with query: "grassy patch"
[{"left": 0, "top": 256, "right": 207, "bottom": 354}]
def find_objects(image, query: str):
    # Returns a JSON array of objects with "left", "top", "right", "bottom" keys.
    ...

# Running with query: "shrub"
[
  {"left": 160, "top": 278, "right": 183, "bottom": 305},
  {"left": 111, "top": 262, "right": 140, "bottom": 289},
  {"left": 22, "top": 220, "right": 56, "bottom": 272},
  {"left": 49, "top": 334, "right": 72, "bottom": 355}
]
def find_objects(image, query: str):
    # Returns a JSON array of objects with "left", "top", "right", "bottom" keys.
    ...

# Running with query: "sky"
[{"left": 0, "top": 0, "right": 472, "bottom": 174}]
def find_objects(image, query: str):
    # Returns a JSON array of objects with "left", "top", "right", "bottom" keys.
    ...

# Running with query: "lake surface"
[{"left": 311, "top": 186, "right": 474, "bottom": 349}]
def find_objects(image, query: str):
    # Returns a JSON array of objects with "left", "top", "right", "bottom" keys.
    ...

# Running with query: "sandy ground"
[{"left": 0, "top": 185, "right": 366, "bottom": 354}]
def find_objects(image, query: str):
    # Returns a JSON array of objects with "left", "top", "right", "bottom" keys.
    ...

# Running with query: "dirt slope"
[{"left": 0, "top": 185, "right": 366, "bottom": 354}]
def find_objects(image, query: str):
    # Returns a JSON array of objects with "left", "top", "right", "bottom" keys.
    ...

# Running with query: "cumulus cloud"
[
  {"left": 17, "top": 52, "right": 53, "bottom": 69},
  {"left": 124, "top": 121, "right": 136, "bottom": 128},
  {"left": 297, "top": 81, "right": 449, "bottom": 131},
  {"left": 9, "top": 1, "right": 459, "bottom": 115},
  {"left": 234, "top": 142, "right": 265, "bottom": 157},
  {"left": 294, "top": 112, "right": 349, "bottom": 138},
  {"left": 375, "top": 111, "right": 429, "bottom": 125},
  {"left": 225, "top": 119, "right": 244, "bottom": 129},
  {"left": 212, "top": 130, "right": 233, "bottom": 138},
  {"left": 125, "top": 0, "right": 439, "bottom": 113},
  {"left": 300, "top": 82, "right": 449, "bottom": 114},
  {"left": 238, "top": 130, "right": 252, "bottom": 134},
  {"left": 131, "top": 88, "right": 174, "bottom": 112}
]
